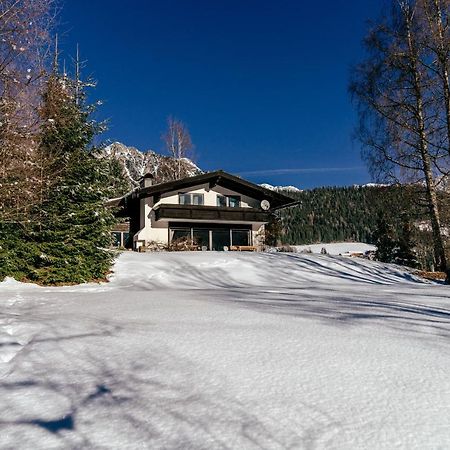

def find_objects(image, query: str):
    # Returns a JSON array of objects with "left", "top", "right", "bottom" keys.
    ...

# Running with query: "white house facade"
[{"left": 111, "top": 171, "right": 294, "bottom": 251}]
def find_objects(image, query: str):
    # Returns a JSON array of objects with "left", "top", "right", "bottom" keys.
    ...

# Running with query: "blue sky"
[{"left": 60, "top": 0, "right": 381, "bottom": 189}]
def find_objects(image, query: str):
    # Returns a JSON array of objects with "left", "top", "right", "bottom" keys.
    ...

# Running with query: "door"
[{"left": 211, "top": 229, "right": 231, "bottom": 251}]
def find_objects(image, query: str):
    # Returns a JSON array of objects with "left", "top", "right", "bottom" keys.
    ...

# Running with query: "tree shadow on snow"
[
  {"left": 0, "top": 316, "right": 334, "bottom": 448},
  {"left": 125, "top": 252, "right": 429, "bottom": 292},
  {"left": 202, "top": 283, "right": 450, "bottom": 343}
]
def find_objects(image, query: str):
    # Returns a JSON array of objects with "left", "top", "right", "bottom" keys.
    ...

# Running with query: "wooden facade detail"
[{"left": 154, "top": 204, "right": 271, "bottom": 223}]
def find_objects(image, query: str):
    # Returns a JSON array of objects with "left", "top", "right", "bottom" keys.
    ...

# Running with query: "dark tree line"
[{"left": 276, "top": 184, "right": 443, "bottom": 271}]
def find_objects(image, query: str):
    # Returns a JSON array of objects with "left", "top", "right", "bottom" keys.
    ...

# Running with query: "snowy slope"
[
  {"left": 1, "top": 252, "right": 450, "bottom": 449},
  {"left": 293, "top": 242, "right": 376, "bottom": 255}
]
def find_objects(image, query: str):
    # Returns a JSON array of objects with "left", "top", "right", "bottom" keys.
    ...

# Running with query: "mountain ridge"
[
  {"left": 98, "top": 142, "right": 306, "bottom": 192},
  {"left": 97, "top": 142, "right": 202, "bottom": 188}
]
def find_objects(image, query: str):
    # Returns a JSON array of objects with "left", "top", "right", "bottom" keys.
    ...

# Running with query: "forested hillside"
[{"left": 277, "top": 185, "right": 419, "bottom": 245}]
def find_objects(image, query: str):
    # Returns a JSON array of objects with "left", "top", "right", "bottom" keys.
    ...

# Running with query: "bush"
[
  {"left": 168, "top": 237, "right": 198, "bottom": 252},
  {"left": 278, "top": 244, "right": 295, "bottom": 253},
  {"left": 0, "top": 224, "right": 41, "bottom": 282},
  {"left": 144, "top": 241, "right": 168, "bottom": 252}
]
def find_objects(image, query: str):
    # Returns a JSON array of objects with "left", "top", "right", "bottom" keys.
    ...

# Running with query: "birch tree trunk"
[{"left": 405, "top": 5, "right": 448, "bottom": 272}]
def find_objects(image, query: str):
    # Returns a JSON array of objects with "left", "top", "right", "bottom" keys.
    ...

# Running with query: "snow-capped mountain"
[
  {"left": 97, "top": 142, "right": 202, "bottom": 187},
  {"left": 360, "top": 183, "right": 391, "bottom": 188},
  {"left": 259, "top": 183, "right": 302, "bottom": 193},
  {"left": 98, "top": 142, "right": 305, "bottom": 193}
]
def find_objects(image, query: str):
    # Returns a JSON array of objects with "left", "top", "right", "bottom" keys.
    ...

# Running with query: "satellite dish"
[{"left": 260, "top": 199, "right": 270, "bottom": 211}]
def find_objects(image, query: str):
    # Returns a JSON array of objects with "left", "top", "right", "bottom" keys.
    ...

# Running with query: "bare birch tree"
[
  {"left": 418, "top": 0, "right": 450, "bottom": 160},
  {"left": 350, "top": 0, "right": 448, "bottom": 275},
  {"left": 162, "top": 116, "right": 194, "bottom": 180},
  {"left": 0, "top": 0, "right": 55, "bottom": 223},
  {"left": 416, "top": 0, "right": 450, "bottom": 254}
]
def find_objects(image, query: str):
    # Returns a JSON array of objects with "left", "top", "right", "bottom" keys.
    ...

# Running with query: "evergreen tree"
[
  {"left": 27, "top": 68, "right": 117, "bottom": 284},
  {"left": 372, "top": 216, "right": 397, "bottom": 263},
  {"left": 264, "top": 215, "right": 283, "bottom": 247},
  {"left": 393, "top": 220, "right": 419, "bottom": 268}
]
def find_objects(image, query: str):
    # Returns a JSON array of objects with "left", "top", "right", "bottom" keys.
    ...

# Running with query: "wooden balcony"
[{"left": 153, "top": 204, "right": 271, "bottom": 223}]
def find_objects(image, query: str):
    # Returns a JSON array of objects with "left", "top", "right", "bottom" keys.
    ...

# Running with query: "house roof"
[
  {"left": 130, "top": 170, "right": 295, "bottom": 208},
  {"left": 107, "top": 170, "right": 296, "bottom": 210}
]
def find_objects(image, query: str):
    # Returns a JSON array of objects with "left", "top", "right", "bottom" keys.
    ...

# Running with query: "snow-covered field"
[
  {"left": 292, "top": 242, "right": 376, "bottom": 255},
  {"left": 1, "top": 251, "right": 449, "bottom": 449}
]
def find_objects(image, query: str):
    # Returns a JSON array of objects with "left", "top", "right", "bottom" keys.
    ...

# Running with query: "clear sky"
[{"left": 59, "top": 0, "right": 381, "bottom": 189}]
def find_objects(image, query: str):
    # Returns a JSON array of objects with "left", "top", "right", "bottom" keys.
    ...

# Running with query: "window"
[
  {"left": 193, "top": 229, "right": 209, "bottom": 249},
  {"left": 216, "top": 194, "right": 241, "bottom": 208},
  {"left": 228, "top": 195, "right": 241, "bottom": 208},
  {"left": 111, "top": 231, "right": 132, "bottom": 248},
  {"left": 232, "top": 230, "right": 250, "bottom": 246},
  {"left": 212, "top": 229, "right": 231, "bottom": 251},
  {"left": 171, "top": 228, "right": 191, "bottom": 243},
  {"left": 217, "top": 195, "right": 227, "bottom": 207},
  {"left": 179, "top": 193, "right": 191, "bottom": 205},
  {"left": 111, "top": 232, "right": 122, "bottom": 247},
  {"left": 123, "top": 232, "right": 132, "bottom": 248},
  {"left": 179, "top": 193, "right": 204, "bottom": 205},
  {"left": 192, "top": 194, "right": 204, "bottom": 205}
]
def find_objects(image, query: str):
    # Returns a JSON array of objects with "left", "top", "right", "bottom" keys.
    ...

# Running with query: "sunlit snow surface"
[{"left": 1, "top": 251, "right": 449, "bottom": 449}]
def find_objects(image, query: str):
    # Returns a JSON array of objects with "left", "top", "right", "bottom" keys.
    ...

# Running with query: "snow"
[
  {"left": 260, "top": 183, "right": 302, "bottom": 192},
  {"left": 357, "top": 183, "right": 391, "bottom": 188},
  {"left": 293, "top": 242, "right": 376, "bottom": 255},
  {"left": 1, "top": 251, "right": 450, "bottom": 449}
]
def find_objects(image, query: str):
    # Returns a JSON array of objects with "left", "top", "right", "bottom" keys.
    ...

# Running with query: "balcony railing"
[{"left": 153, "top": 204, "right": 270, "bottom": 222}]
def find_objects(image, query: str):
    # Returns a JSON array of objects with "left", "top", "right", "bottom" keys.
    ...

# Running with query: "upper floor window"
[
  {"left": 217, "top": 195, "right": 227, "bottom": 207},
  {"left": 217, "top": 194, "right": 241, "bottom": 208},
  {"left": 228, "top": 195, "right": 241, "bottom": 208},
  {"left": 179, "top": 193, "right": 204, "bottom": 206},
  {"left": 192, "top": 194, "right": 204, "bottom": 205}
]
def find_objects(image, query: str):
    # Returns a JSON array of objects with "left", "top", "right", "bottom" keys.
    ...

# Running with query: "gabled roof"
[{"left": 129, "top": 170, "right": 295, "bottom": 208}]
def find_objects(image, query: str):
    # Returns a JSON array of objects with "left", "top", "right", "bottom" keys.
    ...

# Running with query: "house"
[{"left": 109, "top": 170, "right": 295, "bottom": 251}]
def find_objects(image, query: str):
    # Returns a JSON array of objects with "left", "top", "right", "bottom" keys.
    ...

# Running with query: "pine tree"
[
  {"left": 372, "top": 216, "right": 397, "bottom": 263},
  {"left": 264, "top": 215, "right": 283, "bottom": 247},
  {"left": 27, "top": 65, "right": 116, "bottom": 284},
  {"left": 393, "top": 220, "right": 419, "bottom": 268}
]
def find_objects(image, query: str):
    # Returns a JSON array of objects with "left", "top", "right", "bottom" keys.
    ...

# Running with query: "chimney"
[{"left": 140, "top": 172, "right": 154, "bottom": 189}]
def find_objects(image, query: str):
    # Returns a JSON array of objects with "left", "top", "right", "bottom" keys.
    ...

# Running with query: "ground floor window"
[
  {"left": 193, "top": 229, "right": 209, "bottom": 249},
  {"left": 111, "top": 231, "right": 131, "bottom": 248},
  {"left": 231, "top": 230, "right": 250, "bottom": 246},
  {"left": 112, "top": 232, "right": 121, "bottom": 247},
  {"left": 211, "top": 230, "right": 230, "bottom": 251},
  {"left": 168, "top": 223, "right": 251, "bottom": 251},
  {"left": 171, "top": 228, "right": 191, "bottom": 243}
]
